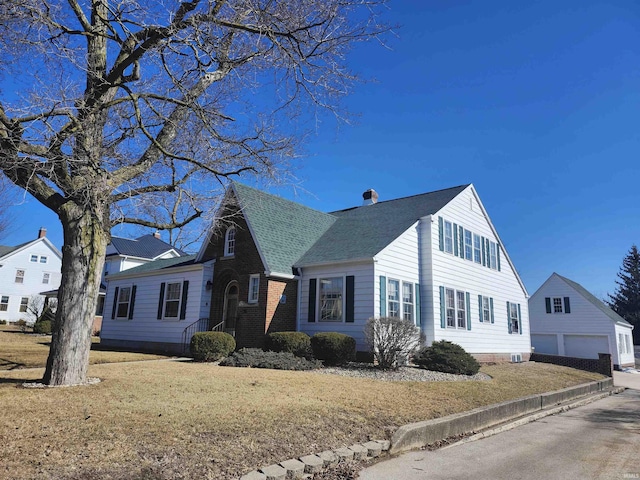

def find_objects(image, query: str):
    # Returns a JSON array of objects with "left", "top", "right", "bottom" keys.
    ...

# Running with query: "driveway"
[
  {"left": 359, "top": 389, "right": 640, "bottom": 480},
  {"left": 614, "top": 369, "right": 640, "bottom": 390}
]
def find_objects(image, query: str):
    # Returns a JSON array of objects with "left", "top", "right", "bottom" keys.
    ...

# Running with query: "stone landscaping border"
[{"left": 240, "top": 378, "right": 618, "bottom": 479}]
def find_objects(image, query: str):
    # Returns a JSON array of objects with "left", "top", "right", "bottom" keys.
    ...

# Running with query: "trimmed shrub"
[
  {"left": 265, "top": 332, "right": 311, "bottom": 358},
  {"left": 414, "top": 340, "right": 480, "bottom": 376},
  {"left": 190, "top": 331, "right": 236, "bottom": 362},
  {"left": 15, "top": 319, "right": 29, "bottom": 333},
  {"left": 364, "top": 316, "right": 423, "bottom": 370},
  {"left": 0, "top": 319, "right": 6, "bottom": 325},
  {"left": 310, "top": 332, "right": 356, "bottom": 366},
  {"left": 33, "top": 320, "right": 52, "bottom": 335},
  {"left": 220, "top": 348, "right": 321, "bottom": 371}
]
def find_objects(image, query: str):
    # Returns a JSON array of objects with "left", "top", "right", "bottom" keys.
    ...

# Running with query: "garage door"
[
  {"left": 563, "top": 335, "right": 609, "bottom": 359},
  {"left": 532, "top": 334, "right": 558, "bottom": 355}
]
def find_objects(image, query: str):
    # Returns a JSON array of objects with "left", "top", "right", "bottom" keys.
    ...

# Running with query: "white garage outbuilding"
[{"left": 529, "top": 273, "right": 635, "bottom": 369}]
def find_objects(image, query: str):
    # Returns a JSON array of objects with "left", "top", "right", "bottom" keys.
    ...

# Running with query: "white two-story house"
[{"left": 0, "top": 228, "right": 62, "bottom": 323}]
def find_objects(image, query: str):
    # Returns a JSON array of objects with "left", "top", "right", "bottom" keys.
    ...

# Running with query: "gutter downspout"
[{"left": 296, "top": 267, "right": 303, "bottom": 333}]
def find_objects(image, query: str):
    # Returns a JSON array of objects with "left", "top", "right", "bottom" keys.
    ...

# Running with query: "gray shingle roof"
[
  {"left": 295, "top": 185, "right": 469, "bottom": 267},
  {"left": 107, "top": 234, "right": 186, "bottom": 259},
  {"left": 232, "top": 182, "right": 337, "bottom": 276},
  {"left": 556, "top": 273, "right": 633, "bottom": 327},
  {"left": 0, "top": 241, "right": 30, "bottom": 259},
  {"left": 109, "top": 255, "right": 198, "bottom": 278}
]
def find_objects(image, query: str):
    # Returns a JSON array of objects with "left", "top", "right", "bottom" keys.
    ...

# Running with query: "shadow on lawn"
[
  {"left": 0, "top": 358, "right": 26, "bottom": 370},
  {"left": 0, "top": 376, "right": 37, "bottom": 385}
]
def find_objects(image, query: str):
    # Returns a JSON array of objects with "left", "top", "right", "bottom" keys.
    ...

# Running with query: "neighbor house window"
[
  {"left": 15, "top": 270, "right": 24, "bottom": 284},
  {"left": 0, "top": 296, "right": 8, "bottom": 311},
  {"left": 444, "top": 221, "right": 453, "bottom": 253},
  {"left": 248, "top": 274, "right": 260, "bottom": 304},
  {"left": 319, "top": 277, "right": 343, "bottom": 321},
  {"left": 224, "top": 227, "right": 236, "bottom": 256},
  {"left": 30, "top": 255, "right": 38, "bottom": 262},
  {"left": 40, "top": 256, "right": 47, "bottom": 264},
  {"left": 619, "top": 333, "right": 626, "bottom": 354},
  {"left": 19, "top": 297, "right": 28, "bottom": 313},
  {"left": 42, "top": 273, "right": 50, "bottom": 284},
  {"left": 402, "top": 282, "right": 414, "bottom": 322},
  {"left": 163, "top": 282, "right": 182, "bottom": 318},
  {"left": 445, "top": 288, "right": 456, "bottom": 327},
  {"left": 116, "top": 287, "right": 132, "bottom": 318},
  {"left": 388, "top": 279, "right": 400, "bottom": 318},
  {"left": 509, "top": 302, "right": 520, "bottom": 333},
  {"left": 473, "top": 234, "right": 481, "bottom": 263},
  {"left": 552, "top": 297, "right": 563, "bottom": 313},
  {"left": 464, "top": 230, "right": 473, "bottom": 260},
  {"left": 626, "top": 335, "right": 632, "bottom": 355}
]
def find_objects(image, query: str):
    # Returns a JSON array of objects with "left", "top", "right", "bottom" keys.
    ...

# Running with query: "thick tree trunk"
[{"left": 43, "top": 204, "right": 108, "bottom": 386}]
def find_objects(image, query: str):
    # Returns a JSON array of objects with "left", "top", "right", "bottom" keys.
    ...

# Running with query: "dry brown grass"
[
  {"left": 0, "top": 326, "right": 168, "bottom": 370},
  {"left": 0, "top": 360, "right": 603, "bottom": 480}
]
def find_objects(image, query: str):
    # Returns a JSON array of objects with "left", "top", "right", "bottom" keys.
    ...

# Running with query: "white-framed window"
[
  {"left": 42, "top": 273, "right": 50, "bottom": 284},
  {"left": 15, "top": 269, "right": 24, "bottom": 284},
  {"left": 619, "top": 333, "right": 626, "bottom": 354},
  {"left": 163, "top": 282, "right": 182, "bottom": 318},
  {"left": 388, "top": 279, "right": 400, "bottom": 318},
  {"left": 19, "top": 297, "right": 29, "bottom": 313},
  {"left": 40, "top": 256, "right": 47, "bottom": 264},
  {"left": 0, "top": 296, "right": 8, "bottom": 311},
  {"left": 319, "top": 277, "right": 343, "bottom": 322},
  {"left": 552, "top": 297, "right": 563, "bottom": 313},
  {"left": 445, "top": 288, "right": 456, "bottom": 328},
  {"left": 509, "top": 302, "right": 520, "bottom": 333},
  {"left": 30, "top": 255, "right": 38, "bottom": 262},
  {"left": 464, "top": 230, "right": 472, "bottom": 260},
  {"left": 402, "top": 282, "right": 414, "bottom": 322},
  {"left": 116, "top": 286, "right": 132, "bottom": 319},
  {"left": 456, "top": 291, "right": 466, "bottom": 329},
  {"left": 489, "top": 241, "right": 497, "bottom": 270},
  {"left": 482, "top": 295, "right": 491, "bottom": 322},
  {"left": 473, "top": 234, "right": 481, "bottom": 263},
  {"left": 626, "top": 335, "right": 632, "bottom": 355},
  {"left": 248, "top": 274, "right": 260, "bottom": 304},
  {"left": 224, "top": 227, "right": 236, "bottom": 256},
  {"left": 444, "top": 221, "right": 453, "bottom": 253}
]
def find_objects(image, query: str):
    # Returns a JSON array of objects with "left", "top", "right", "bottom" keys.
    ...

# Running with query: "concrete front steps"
[{"left": 240, "top": 378, "right": 621, "bottom": 479}]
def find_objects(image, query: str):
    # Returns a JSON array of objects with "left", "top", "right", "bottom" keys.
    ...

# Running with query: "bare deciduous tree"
[{"left": 0, "top": 0, "right": 389, "bottom": 385}]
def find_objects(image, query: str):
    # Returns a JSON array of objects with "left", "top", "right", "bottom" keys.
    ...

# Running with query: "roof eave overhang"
[
  {"left": 294, "top": 257, "right": 374, "bottom": 270},
  {"left": 108, "top": 263, "right": 203, "bottom": 281}
]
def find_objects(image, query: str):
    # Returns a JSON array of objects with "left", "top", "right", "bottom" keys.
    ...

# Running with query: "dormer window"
[{"left": 224, "top": 227, "right": 236, "bottom": 256}]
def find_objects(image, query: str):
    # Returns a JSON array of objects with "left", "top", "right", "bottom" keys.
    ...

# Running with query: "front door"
[{"left": 223, "top": 282, "right": 239, "bottom": 337}]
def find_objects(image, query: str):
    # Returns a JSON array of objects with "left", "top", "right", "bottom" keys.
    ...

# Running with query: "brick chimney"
[
  {"left": 362, "top": 189, "right": 379, "bottom": 206},
  {"left": 38, "top": 227, "right": 47, "bottom": 239},
  {"left": 153, "top": 231, "right": 161, "bottom": 239}
]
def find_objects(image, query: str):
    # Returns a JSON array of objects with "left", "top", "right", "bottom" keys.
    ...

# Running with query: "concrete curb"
[{"left": 389, "top": 378, "right": 615, "bottom": 454}]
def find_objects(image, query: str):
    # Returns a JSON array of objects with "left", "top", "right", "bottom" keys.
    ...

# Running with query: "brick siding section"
[
  {"left": 530, "top": 352, "right": 613, "bottom": 377},
  {"left": 204, "top": 203, "right": 297, "bottom": 350}
]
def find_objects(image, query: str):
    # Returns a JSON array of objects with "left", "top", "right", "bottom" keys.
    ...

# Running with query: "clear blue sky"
[{"left": 3, "top": 1, "right": 639, "bottom": 300}]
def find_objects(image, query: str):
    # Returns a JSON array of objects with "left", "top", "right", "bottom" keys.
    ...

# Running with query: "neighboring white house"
[
  {"left": 99, "top": 182, "right": 530, "bottom": 360},
  {"left": 529, "top": 273, "right": 635, "bottom": 368},
  {"left": 100, "top": 255, "right": 214, "bottom": 353},
  {"left": 0, "top": 228, "right": 62, "bottom": 323}
]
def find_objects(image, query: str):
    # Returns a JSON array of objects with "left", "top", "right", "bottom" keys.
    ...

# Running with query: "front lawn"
[
  {"left": 0, "top": 360, "right": 603, "bottom": 479},
  {"left": 0, "top": 325, "right": 170, "bottom": 370}
]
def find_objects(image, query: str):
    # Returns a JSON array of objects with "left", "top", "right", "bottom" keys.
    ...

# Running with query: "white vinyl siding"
[
  {"left": 425, "top": 186, "right": 529, "bottom": 355},
  {"left": 529, "top": 273, "right": 635, "bottom": 367}
]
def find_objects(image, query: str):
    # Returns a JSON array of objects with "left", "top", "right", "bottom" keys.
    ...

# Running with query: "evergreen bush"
[
  {"left": 190, "top": 331, "right": 236, "bottom": 362},
  {"left": 220, "top": 348, "right": 321, "bottom": 370},
  {"left": 265, "top": 331, "right": 311, "bottom": 358},
  {"left": 414, "top": 340, "right": 480, "bottom": 375},
  {"left": 33, "top": 320, "right": 52, "bottom": 335},
  {"left": 310, "top": 332, "right": 356, "bottom": 366}
]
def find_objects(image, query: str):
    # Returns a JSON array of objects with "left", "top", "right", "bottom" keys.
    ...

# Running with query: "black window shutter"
[
  {"left": 545, "top": 297, "right": 551, "bottom": 314},
  {"left": 128, "top": 285, "right": 137, "bottom": 320},
  {"left": 453, "top": 223, "right": 459, "bottom": 256},
  {"left": 157, "top": 282, "right": 166, "bottom": 319},
  {"left": 111, "top": 286, "right": 119, "bottom": 319},
  {"left": 308, "top": 278, "right": 317, "bottom": 322},
  {"left": 438, "top": 217, "right": 444, "bottom": 251},
  {"left": 180, "top": 280, "right": 189, "bottom": 320},
  {"left": 345, "top": 276, "right": 355, "bottom": 322},
  {"left": 564, "top": 297, "right": 571, "bottom": 314}
]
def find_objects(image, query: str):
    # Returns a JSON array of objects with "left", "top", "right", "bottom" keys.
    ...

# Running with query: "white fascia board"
[
  {"left": 0, "top": 237, "right": 62, "bottom": 262},
  {"left": 294, "top": 257, "right": 374, "bottom": 270},
  {"left": 109, "top": 263, "right": 204, "bottom": 281},
  {"left": 265, "top": 270, "right": 296, "bottom": 280},
  {"left": 151, "top": 249, "right": 182, "bottom": 260},
  {"left": 195, "top": 187, "right": 234, "bottom": 263},
  {"left": 528, "top": 272, "right": 561, "bottom": 303}
]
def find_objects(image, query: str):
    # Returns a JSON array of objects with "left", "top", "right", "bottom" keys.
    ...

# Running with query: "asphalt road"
[{"left": 359, "top": 387, "right": 640, "bottom": 480}]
